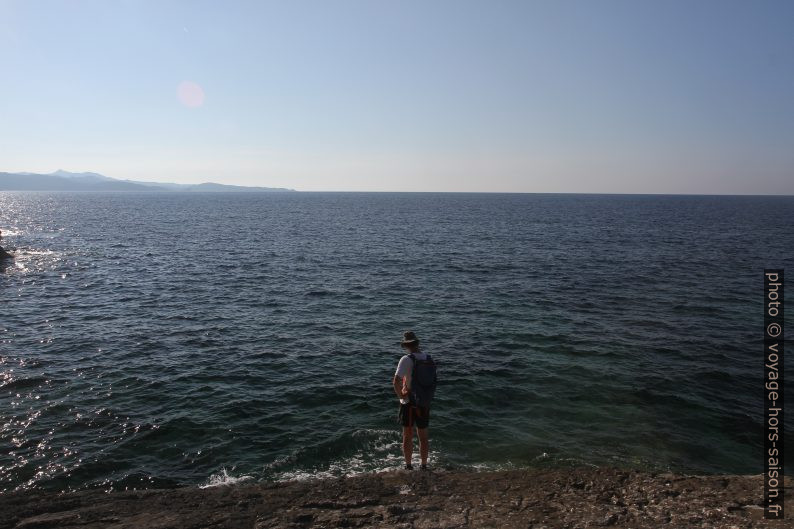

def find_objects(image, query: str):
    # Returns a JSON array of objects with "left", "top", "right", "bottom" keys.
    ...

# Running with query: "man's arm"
[
  {"left": 393, "top": 375, "right": 408, "bottom": 399},
  {"left": 393, "top": 355, "right": 412, "bottom": 399}
]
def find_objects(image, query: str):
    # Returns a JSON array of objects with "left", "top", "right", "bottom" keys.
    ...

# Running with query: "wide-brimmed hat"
[{"left": 399, "top": 331, "right": 419, "bottom": 345}]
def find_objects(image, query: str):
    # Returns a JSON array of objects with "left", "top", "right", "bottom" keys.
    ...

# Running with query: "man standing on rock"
[{"left": 392, "top": 331, "right": 437, "bottom": 471}]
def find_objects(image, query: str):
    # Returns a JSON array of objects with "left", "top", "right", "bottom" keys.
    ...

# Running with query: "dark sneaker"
[
  {"left": 404, "top": 464, "right": 413, "bottom": 470},
  {"left": 420, "top": 464, "right": 429, "bottom": 471}
]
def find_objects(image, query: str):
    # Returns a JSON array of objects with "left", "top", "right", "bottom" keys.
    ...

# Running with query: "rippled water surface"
[{"left": 1, "top": 192, "right": 792, "bottom": 492}]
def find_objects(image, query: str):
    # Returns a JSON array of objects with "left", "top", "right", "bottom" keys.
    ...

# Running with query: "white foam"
[
  {"left": 22, "top": 249, "right": 57, "bottom": 256},
  {"left": 270, "top": 428, "right": 405, "bottom": 482},
  {"left": 199, "top": 467, "right": 254, "bottom": 488},
  {"left": 2, "top": 248, "right": 65, "bottom": 274},
  {"left": 465, "top": 460, "right": 519, "bottom": 472}
]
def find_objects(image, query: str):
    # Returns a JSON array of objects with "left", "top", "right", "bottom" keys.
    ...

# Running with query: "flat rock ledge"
[{"left": 1, "top": 467, "right": 791, "bottom": 529}]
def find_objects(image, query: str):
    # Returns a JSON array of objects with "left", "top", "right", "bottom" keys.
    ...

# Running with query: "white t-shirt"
[{"left": 395, "top": 351, "right": 427, "bottom": 404}]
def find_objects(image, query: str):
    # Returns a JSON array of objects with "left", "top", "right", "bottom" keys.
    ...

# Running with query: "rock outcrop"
[{"left": 1, "top": 466, "right": 790, "bottom": 528}]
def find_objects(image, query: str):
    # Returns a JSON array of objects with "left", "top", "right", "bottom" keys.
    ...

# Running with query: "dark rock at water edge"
[{"left": 0, "top": 467, "right": 790, "bottom": 528}]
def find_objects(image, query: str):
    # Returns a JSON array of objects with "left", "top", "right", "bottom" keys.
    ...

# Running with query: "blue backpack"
[{"left": 409, "top": 353, "right": 438, "bottom": 408}]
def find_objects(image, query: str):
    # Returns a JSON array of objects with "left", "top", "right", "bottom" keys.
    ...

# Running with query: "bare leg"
[
  {"left": 402, "top": 426, "right": 413, "bottom": 466},
  {"left": 417, "top": 427, "right": 429, "bottom": 466}
]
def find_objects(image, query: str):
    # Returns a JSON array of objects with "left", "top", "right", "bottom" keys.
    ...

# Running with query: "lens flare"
[{"left": 177, "top": 81, "right": 205, "bottom": 108}]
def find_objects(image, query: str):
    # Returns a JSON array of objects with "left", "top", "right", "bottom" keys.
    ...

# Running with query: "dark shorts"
[{"left": 399, "top": 403, "right": 430, "bottom": 429}]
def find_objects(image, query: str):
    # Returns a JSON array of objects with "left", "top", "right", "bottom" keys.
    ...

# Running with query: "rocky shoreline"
[{"left": 1, "top": 466, "right": 790, "bottom": 528}]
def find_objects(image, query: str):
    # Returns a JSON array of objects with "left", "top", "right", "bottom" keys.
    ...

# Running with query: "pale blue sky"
[{"left": 1, "top": 1, "right": 792, "bottom": 193}]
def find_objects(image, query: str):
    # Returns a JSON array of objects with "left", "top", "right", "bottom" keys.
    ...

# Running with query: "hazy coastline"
[{"left": 0, "top": 171, "right": 296, "bottom": 192}]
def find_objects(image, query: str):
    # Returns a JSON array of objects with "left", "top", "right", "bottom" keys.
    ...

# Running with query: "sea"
[{"left": 1, "top": 191, "right": 792, "bottom": 493}]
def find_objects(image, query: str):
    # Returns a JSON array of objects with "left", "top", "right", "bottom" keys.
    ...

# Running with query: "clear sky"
[{"left": 1, "top": 1, "right": 792, "bottom": 193}]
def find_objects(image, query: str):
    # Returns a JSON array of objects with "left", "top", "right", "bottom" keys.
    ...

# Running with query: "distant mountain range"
[{"left": 0, "top": 170, "right": 296, "bottom": 192}]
